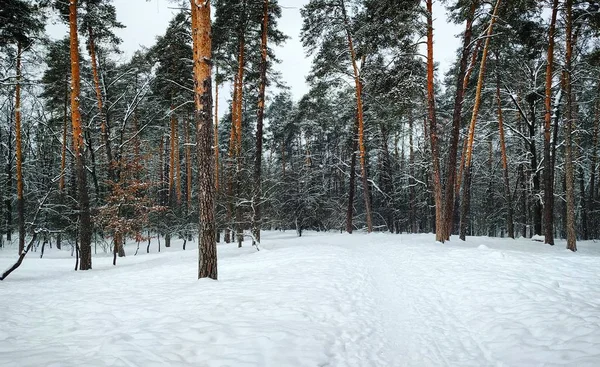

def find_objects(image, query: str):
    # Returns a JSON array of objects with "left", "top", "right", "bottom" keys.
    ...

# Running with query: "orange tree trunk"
[
  {"left": 191, "top": 0, "right": 217, "bottom": 279},
  {"left": 425, "top": 0, "right": 444, "bottom": 242},
  {"left": 88, "top": 26, "right": 114, "bottom": 180},
  {"left": 252, "top": 0, "right": 269, "bottom": 244},
  {"left": 455, "top": 39, "right": 482, "bottom": 197},
  {"left": 543, "top": 0, "right": 559, "bottom": 246},
  {"left": 234, "top": 26, "right": 246, "bottom": 247},
  {"left": 341, "top": 0, "right": 372, "bottom": 232},
  {"left": 69, "top": 0, "right": 93, "bottom": 270},
  {"left": 15, "top": 42, "right": 25, "bottom": 255},
  {"left": 459, "top": 0, "right": 501, "bottom": 241},
  {"left": 442, "top": 0, "right": 478, "bottom": 241}
]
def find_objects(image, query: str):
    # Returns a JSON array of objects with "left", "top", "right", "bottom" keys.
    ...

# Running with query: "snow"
[{"left": 1, "top": 232, "right": 600, "bottom": 366}]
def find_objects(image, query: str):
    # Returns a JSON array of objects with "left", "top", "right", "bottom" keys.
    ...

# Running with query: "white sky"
[{"left": 46, "top": 0, "right": 462, "bottom": 104}]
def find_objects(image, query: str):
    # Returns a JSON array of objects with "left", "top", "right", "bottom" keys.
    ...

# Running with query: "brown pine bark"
[
  {"left": 455, "top": 39, "right": 483, "bottom": 198},
  {"left": 191, "top": 0, "right": 217, "bottom": 279},
  {"left": 169, "top": 110, "right": 176, "bottom": 203},
  {"left": 459, "top": 0, "right": 501, "bottom": 241},
  {"left": 442, "top": 0, "right": 478, "bottom": 241},
  {"left": 15, "top": 42, "right": 25, "bottom": 255},
  {"left": 159, "top": 136, "right": 165, "bottom": 205},
  {"left": 88, "top": 26, "right": 114, "bottom": 180},
  {"left": 252, "top": 0, "right": 269, "bottom": 245},
  {"left": 185, "top": 117, "right": 192, "bottom": 211},
  {"left": 341, "top": 0, "right": 372, "bottom": 232},
  {"left": 113, "top": 231, "right": 122, "bottom": 266},
  {"left": 589, "top": 85, "right": 600, "bottom": 239},
  {"left": 408, "top": 108, "right": 417, "bottom": 233},
  {"left": 224, "top": 75, "right": 238, "bottom": 244},
  {"left": 564, "top": 0, "right": 576, "bottom": 252},
  {"left": 214, "top": 66, "right": 220, "bottom": 192},
  {"left": 495, "top": 71, "right": 514, "bottom": 238},
  {"left": 175, "top": 120, "right": 182, "bottom": 205},
  {"left": 234, "top": 21, "right": 245, "bottom": 248},
  {"left": 346, "top": 114, "right": 359, "bottom": 234},
  {"left": 542, "top": 0, "right": 559, "bottom": 245},
  {"left": 69, "top": 0, "right": 93, "bottom": 270},
  {"left": 425, "top": 0, "right": 444, "bottom": 242},
  {"left": 60, "top": 75, "right": 69, "bottom": 192}
]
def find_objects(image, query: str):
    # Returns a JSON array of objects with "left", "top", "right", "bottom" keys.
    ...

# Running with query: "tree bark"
[
  {"left": 69, "top": 0, "right": 93, "bottom": 270},
  {"left": 15, "top": 42, "right": 25, "bottom": 255},
  {"left": 346, "top": 114, "right": 359, "bottom": 233},
  {"left": 443, "top": 0, "right": 478, "bottom": 241},
  {"left": 589, "top": 85, "right": 600, "bottom": 239},
  {"left": 60, "top": 75, "right": 69, "bottom": 192},
  {"left": 185, "top": 117, "right": 192, "bottom": 212},
  {"left": 408, "top": 109, "right": 417, "bottom": 233},
  {"left": 88, "top": 26, "right": 114, "bottom": 180},
  {"left": 252, "top": 0, "right": 269, "bottom": 245},
  {"left": 543, "top": 0, "right": 559, "bottom": 245},
  {"left": 214, "top": 67, "right": 220, "bottom": 192},
  {"left": 459, "top": 0, "right": 501, "bottom": 241},
  {"left": 341, "top": 0, "right": 372, "bottom": 232},
  {"left": 564, "top": 0, "right": 576, "bottom": 251},
  {"left": 169, "top": 110, "right": 177, "bottom": 204},
  {"left": 425, "top": 0, "right": 444, "bottom": 242},
  {"left": 495, "top": 70, "right": 514, "bottom": 238},
  {"left": 191, "top": 0, "right": 217, "bottom": 279}
]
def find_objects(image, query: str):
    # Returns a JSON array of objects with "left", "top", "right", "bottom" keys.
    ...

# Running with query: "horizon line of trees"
[{"left": 1, "top": 0, "right": 599, "bottom": 279}]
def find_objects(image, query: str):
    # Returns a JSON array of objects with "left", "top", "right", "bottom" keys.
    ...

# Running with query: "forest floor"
[{"left": 1, "top": 231, "right": 600, "bottom": 366}]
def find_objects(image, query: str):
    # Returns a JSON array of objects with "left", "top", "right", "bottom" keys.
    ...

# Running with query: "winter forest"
[{"left": 2, "top": 0, "right": 600, "bottom": 365}]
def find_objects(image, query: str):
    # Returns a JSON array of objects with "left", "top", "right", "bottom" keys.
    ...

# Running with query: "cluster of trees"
[{"left": 1, "top": 0, "right": 599, "bottom": 279}]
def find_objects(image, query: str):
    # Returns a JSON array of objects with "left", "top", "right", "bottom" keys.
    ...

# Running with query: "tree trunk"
[
  {"left": 408, "top": 109, "right": 417, "bottom": 233},
  {"left": 84, "top": 130, "right": 100, "bottom": 202},
  {"left": 564, "top": 0, "right": 576, "bottom": 251},
  {"left": 191, "top": 0, "right": 217, "bottom": 279},
  {"left": 169, "top": 110, "right": 177, "bottom": 204},
  {"left": 113, "top": 231, "right": 121, "bottom": 266},
  {"left": 346, "top": 114, "right": 359, "bottom": 233},
  {"left": 379, "top": 123, "right": 394, "bottom": 232},
  {"left": 495, "top": 71, "right": 514, "bottom": 238},
  {"left": 443, "top": 0, "right": 478, "bottom": 241},
  {"left": 88, "top": 26, "right": 114, "bottom": 180},
  {"left": 543, "top": 0, "right": 559, "bottom": 246},
  {"left": 15, "top": 42, "right": 25, "bottom": 255},
  {"left": 60, "top": 76, "right": 69, "bottom": 192},
  {"left": 341, "top": 0, "right": 372, "bottom": 232},
  {"left": 589, "top": 85, "right": 600, "bottom": 239},
  {"left": 425, "top": 0, "right": 444, "bottom": 242},
  {"left": 69, "top": 0, "right": 93, "bottom": 270},
  {"left": 459, "top": 0, "right": 501, "bottom": 241},
  {"left": 185, "top": 117, "right": 192, "bottom": 212},
  {"left": 214, "top": 67, "right": 220, "bottom": 192},
  {"left": 175, "top": 119, "right": 182, "bottom": 205},
  {"left": 252, "top": 0, "right": 269, "bottom": 245}
]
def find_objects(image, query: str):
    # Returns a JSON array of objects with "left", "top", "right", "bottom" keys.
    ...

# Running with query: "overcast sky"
[{"left": 47, "top": 0, "right": 462, "bottom": 104}]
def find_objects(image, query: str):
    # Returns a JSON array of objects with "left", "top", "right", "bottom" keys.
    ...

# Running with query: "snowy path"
[{"left": 1, "top": 232, "right": 600, "bottom": 366}]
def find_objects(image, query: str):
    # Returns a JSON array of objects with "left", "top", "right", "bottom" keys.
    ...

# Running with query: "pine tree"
[
  {"left": 191, "top": 0, "right": 217, "bottom": 279},
  {"left": 0, "top": 0, "right": 44, "bottom": 254},
  {"left": 68, "top": 0, "right": 93, "bottom": 270}
]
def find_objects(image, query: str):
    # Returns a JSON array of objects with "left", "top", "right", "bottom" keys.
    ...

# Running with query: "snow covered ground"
[{"left": 1, "top": 231, "right": 600, "bottom": 366}]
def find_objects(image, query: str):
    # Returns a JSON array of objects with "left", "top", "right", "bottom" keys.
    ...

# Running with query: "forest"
[{"left": 1, "top": 0, "right": 600, "bottom": 281}]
